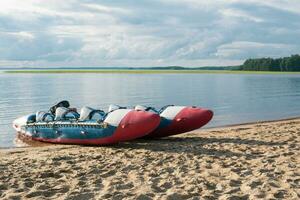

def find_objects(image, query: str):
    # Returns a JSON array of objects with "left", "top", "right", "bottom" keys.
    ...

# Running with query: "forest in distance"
[
  {"left": 162, "top": 54, "right": 300, "bottom": 71},
  {"left": 240, "top": 54, "right": 300, "bottom": 71},
  {"left": 145, "top": 54, "right": 300, "bottom": 71}
]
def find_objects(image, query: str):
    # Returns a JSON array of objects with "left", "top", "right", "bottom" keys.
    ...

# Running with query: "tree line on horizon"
[{"left": 239, "top": 54, "right": 300, "bottom": 71}]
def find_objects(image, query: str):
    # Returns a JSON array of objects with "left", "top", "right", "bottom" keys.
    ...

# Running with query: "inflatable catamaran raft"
[
  {"left": 13, "top": 101, "right": 160, "bottom": 145},
  {"left": 13, "top": 101, "right": 213, "bottom": 145}
]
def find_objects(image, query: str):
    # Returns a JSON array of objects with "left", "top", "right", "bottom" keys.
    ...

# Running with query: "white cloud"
[
  {"left": 216, "top": 41, "right": 298, "bottom": 59},
  {"left": 0, "top": 0, "right": 299, "bottom": 67},
  {"left": 221, "top": 8, "right": 264, "bottom": 23},
  {"left": 0, "top": 31, "right": 35, "bottom": 41},
  {"left": 82, "top": 3, "right": 131, "bottom": 15}
]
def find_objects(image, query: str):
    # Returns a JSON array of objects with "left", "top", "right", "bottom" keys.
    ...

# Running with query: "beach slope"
[{"left": 0, "top": 119, "right": 299, "bottom": 199}]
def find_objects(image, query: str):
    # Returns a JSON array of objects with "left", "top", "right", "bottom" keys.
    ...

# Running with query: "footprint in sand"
[
  {"left": 66, "top": 192, "right": 94, "bottom": 200},
  {"left": 0, "top": 183, "right": 8, "bottom": 191},
  {"left": 58, "top": 168, "right": 73, "bottom": 174},
  {"left": 13, "top": 188, "right": 24, "bottom": 193},
  {"left": 204, "top": 181, "right": 216, "bottom": 191},
  {"left": 23, "top": 179, "right": 34, "bottom": 188},
  {"left": 274, "top": 190, "right": 287, "bottom": 199},
  {"left": 225, "top": 187, "right": 240, "bottom": 194},
  {"left": 151, "top": 180, "right": 173, "bottom": 193},
  {"left": 235, "top": 128, "right": 252, "bottom": 131},
  {"left": 293, "top": 178, "right": 300, "bottom": 186},
  {"left": 101, "top": 169, "right": 117, "bottom": 178},
  {"left": 93, "top": 178, "right": 104, "bottom": 188},
  {"left": 25, "top": 190, "right": 56, "bottom": 198},
  {"left": 202, "top": 195, "right": 217, "bottom": 200},
  {"left": 227, "top": 194, "right": 249, "bottom": 200},
  {"left": 102, "top": 190, "right": 127, "bottom": 199},
  {"left": 8, "top": 151, "right": 25, "bottom": 155},
  {"left": 52, "top": 186, "right": 70, "bottom": 194},
  {"left": 39, "top": 171, "right": 62, "bottom": 179},
  {"left": 87, "top": 167, "right": 104, "bottom": 175},
  {"left": 136, "top": 194, "right": 153, "bottom": 200},
  {"left": 115, "top": 182, "right": 134, "bottom": 190},
  {"left": 102, "top": 193, "right": 113, "bottom": 199},
  {"left": 248, "top": 180, "right": 263, "bottom": 189},
  {"left": 37, "top": 184, "right": 50, "bottom": 190},
  {"left": 165, "top": 193, "right": 186, "bottom": 200},
  {"left": 51, "top": 161, "right": 62, "bottom": 166},
  {"left": 0, "top": 164, "right": 8, "bottom": 172},
  {"left": 229, "top": 179, "right": 242, "bottom": 187},
  {"left": 253, "top": 191, "right": 266, "bottom": 199},
  {"left": 52, "top": 155, "right": 73, "bottom": 162},
  {"left": 6, "top": 195, "right": 22, "bottom": 200}
]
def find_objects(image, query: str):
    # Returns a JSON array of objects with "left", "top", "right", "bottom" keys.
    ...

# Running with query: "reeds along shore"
[{"left": 0, "top": 119, "right": 299, "bottom": 199}]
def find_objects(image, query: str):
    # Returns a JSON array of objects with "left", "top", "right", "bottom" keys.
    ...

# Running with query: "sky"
[{"left": 0, "top": 0, "right": 300, "bottom": 68}]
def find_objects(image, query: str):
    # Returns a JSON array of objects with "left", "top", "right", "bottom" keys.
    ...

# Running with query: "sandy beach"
[{"left": 0, "top": 119, "right": 299, "bottom": 200}]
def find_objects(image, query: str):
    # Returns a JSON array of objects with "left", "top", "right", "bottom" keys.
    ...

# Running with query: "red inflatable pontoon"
[{"left": 135, "top": 105, "right": 213, "bottom": 138}]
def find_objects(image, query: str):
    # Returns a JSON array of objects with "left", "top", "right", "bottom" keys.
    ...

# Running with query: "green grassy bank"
[{"left": 5, "top": 69, "right": 300, "bottom": 74}]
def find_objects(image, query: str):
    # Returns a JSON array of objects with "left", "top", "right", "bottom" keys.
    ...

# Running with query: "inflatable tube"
[
  {"left": 13, "top": 109, "right": 160, "bottom": 145},
  {"left": 135, "top": 105, "right": 213, "bottom": 138}
]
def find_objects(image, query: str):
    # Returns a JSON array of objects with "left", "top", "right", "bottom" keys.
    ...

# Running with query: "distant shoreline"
[{"left": 5, "top": 69, "right": 300, "bottom": 74}]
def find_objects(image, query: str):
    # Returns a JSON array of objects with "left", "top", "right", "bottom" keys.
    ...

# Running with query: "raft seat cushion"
[
  {"left": 90, "top": 111, "right": 105, "bottom": 121},
  {"left": 79, "top": 106, "right": 94, "bottom": 121},
  {"left": 36, "top": 111, "right": 54, "bottom": 122},
  {"left": 79, "top": 106, "right": 105, "bottom": 121},
  {"left": 104, "top": 109, "right": 132, "bottom": 127},
  {"left": 55, "top": 107, "right": 79, "bottom": 121},
  {"left": 159, "top": 106, "right": 185, "bottom": 120},
  {"left": 27, "top": 114, "right": 36, "bottom": 123},
  {"left": 36, "top": 111, "right": 46, "bottom": 122},
  {"left": 108, "top": 104, "right": 126, "bottom": 112},
  {"left": 134, "top": 105, "right": 147, "bottom": 111},
  {"left": 43, "top": 113, "right": 54, "bottom": 122}
]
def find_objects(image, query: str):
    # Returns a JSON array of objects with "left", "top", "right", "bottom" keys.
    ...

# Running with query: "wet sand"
[{"left": 0, "top": 119, "right": 299, "bottom": 199}]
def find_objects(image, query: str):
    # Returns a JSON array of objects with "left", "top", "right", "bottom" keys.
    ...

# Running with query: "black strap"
[
  {"left": 158, "top": 105, "right": 174, "bottom": 114},
  {"left": 89, "top": 110, "right": 105, "bottom": 120},
  {"left": 42, "top": 113, "right": 54, "bottom": 121},
  {"left": 145, "top": 107, "right": 158, "bottom": 113},
  {"left": 62, "top": 110, "right": 80, "bottom": 119}
]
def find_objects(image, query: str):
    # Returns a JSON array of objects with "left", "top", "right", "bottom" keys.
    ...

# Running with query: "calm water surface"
[{"left": 1, "top": 72, "right": 300, "bottom": 147}]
